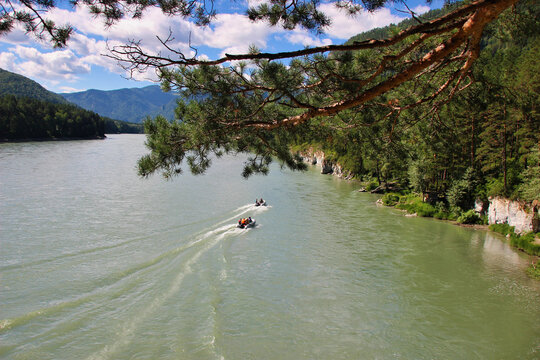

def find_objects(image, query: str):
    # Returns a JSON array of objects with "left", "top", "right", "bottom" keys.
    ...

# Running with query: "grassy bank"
[{"left": 381, "top": 192, "right": 486, "bottom": 225}]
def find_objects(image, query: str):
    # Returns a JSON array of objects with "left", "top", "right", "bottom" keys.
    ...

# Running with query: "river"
[{"left": 0, "top": 134, "right": 538, "bottom": 359}]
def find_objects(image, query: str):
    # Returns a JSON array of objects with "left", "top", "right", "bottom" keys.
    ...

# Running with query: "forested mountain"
[
  {"left": 0, "top": 68, "right": 68, "bottom": 104},
  {"left": 292, "top": 0, "right": 539, "bottom": 205},
  {"left": 0, "top": 94, "right": 105, "bottom": 140},
  {"left": 60, "top": 85, "right": 178, "bottom": 123},
  {"left": 0, "top": 70, "right": 143, "bottom": 139}
]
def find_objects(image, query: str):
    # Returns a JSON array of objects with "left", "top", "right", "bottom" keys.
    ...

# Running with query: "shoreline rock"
[
  {"left": 297, "top": 148, "right": 355, "bottom": 180},
  {"left": 488, "top": 197, "right": 539, "bottom": 234}
]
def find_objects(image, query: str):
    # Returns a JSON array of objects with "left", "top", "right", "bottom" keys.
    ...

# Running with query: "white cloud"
[
  {"left": 319, "top": 3, "right": 403, "bottom": 39},
  {"left": 196, "top": 13, "right": 273, "bottom": 53},
  {"left": 285, "top": 31, "right": 333, "bottom": 47},
  {"left": 58, "top": 85, "right": 85, "bottom": 93},
  {"left": 0, "top": 52, "right": 17, "bottom": 70},
  {"left": 8, "top": 45, "right": 90, "bottom": 81},
  {"left": 413, "top": 5, "right": 431, "bottom": 15},
  {"left": 246, "top": 0, "right": 270, "bottom": 7},
  {"left": 0, "top": 27, "right": 34, "bottom": 45}
]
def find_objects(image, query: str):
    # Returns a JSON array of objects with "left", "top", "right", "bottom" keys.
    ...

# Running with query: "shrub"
[
  {"left": 482, "top": 215, "right": 489, "bottom": 225},
  {"left": 489, "top": 223, "right": 514, "bottom": 236},
  {"left": 416, "top": 202, "right": 437, "bottom": 217},
  {"left": 457, "top": 210, "right": 482, "bottom": 224},
  {"left": 434, "top": 211, "right": 448, "bottom": 220},
  {"left": 365, "top": 180, "right": 379, "bottom": 192},
  {"left": 434, "top": 202, "right": 450, "bottom": 220},
  {"left": 510, "top": 232, "right": 540, "bottom": 256},
  {"left": 394, "top": 194, "right": 436, "bottom": 217},
  {"left": 382, "top": 193, "right": 400, "bottom": 206}
]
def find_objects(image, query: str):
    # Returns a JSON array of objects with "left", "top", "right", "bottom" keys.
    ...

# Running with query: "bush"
[
  {"left": 457, "top": 210, "right": 482, "bottom": 224},
  {"left": 394, "top": 194, "right": 436, "bottom": 217},
  {"left": 480, "top": 214, "right": 488, "bottom": 225},
  {"left": 434, "top": 211, "right": 448, "bottom": 220},
  {"left": 433, "top": 202, "right": 451, "bottom": 220},
  {"left": 365, "top": 180, "right": 379, "bottom": 191},
  {"left": 382, "top": 193, "right": 400, "bottom": 206},
  {"left": 489, "top": 223, "right": 514, "bottom": 236},
  {"left": 416, "top": 202, "right": 437, "bottom": 217},
  {"left": 510, "top": 232, "right": 540, "bottom": 256}
]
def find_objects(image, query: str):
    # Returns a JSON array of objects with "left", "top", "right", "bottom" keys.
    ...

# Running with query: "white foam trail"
[
  {"left": 86, "top": 204, "right": 262, "bottom": 359},
  {"left": 216, "top": 204, "right": 257, "bottom": 226},
  {"left": 86, "top": 223, "right": 239, "bottom": 360}
]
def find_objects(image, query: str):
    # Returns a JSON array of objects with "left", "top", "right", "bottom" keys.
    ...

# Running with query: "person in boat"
[
  {"left": 255, "top": 199, "right": 260, "bottom": 206},
  {"left": 259, "top": 198, "right": 264, "bottom": 204},
  {"left": 248, "top": 217, "right": 252, "bottom": 223}
]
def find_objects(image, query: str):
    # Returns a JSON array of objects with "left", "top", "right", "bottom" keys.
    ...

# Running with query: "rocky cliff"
[
  {"left": 298, "top": 149, "right": 354, "bottom": 179},
  {"left": 488, "top": 197, "right": 539, "bottom": 234}
]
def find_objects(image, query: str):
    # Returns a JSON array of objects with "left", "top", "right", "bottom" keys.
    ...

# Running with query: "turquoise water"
[{"left": 0, "top": 134, "right": 538, "bottom": 359}]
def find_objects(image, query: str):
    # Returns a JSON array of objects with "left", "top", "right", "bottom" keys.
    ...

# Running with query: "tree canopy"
[{"left": 123, "top": 0, "right": 521, "bottom": 178}]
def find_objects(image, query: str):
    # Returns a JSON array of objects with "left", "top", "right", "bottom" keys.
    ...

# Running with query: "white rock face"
[
  {"left": 488, "top": 197, "right": 539, "bottom": 234},
  {"left": 298, "top": 149, "right": 353, "bottom": 179}
]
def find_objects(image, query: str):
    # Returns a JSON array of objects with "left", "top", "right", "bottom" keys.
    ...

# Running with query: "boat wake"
[
  {"left": 86, "top": 204, "right": 264, "bottom": 359},
  {"left": 1, "top": 203, "right": 269, "bottom": 359}
]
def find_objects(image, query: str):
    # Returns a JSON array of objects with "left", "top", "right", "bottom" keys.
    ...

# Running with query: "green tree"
[
  {"left": 447, "top": 167, "right": 478, "bottom": 210},
  {"left": 519, "top": 144, "right": 540, "bottom": 202}
]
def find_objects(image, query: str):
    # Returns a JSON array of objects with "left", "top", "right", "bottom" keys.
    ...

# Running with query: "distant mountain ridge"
[
  {"left": 60, "top": 85, "right": 178, "bottom": 123},
  {"left": 0, "top": 68, "right": 69, "bottom": 104},
  {"left": 0, "top": 68, "right": 143, "bottom": 137}
]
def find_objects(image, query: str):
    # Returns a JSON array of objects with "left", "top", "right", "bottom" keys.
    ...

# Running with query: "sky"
[{"left": 0, "top": 0, "right": 444, "bottom": 94}]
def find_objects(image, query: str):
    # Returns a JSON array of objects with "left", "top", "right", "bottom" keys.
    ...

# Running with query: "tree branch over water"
[
  {"left": 0, "top": 0, "right": 522, "bottom": 178},
  {"left": 128, "top": 0, "right": 519, "bottom": 178}
]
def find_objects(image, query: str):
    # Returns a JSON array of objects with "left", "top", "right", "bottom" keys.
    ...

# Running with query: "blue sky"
[{"left": 0, "top": 0, "right": 444, "bottom": 93}]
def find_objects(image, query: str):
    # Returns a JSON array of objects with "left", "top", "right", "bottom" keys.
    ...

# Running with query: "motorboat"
[{"left": 237, "top": 219, "right": 256, "bottom": 229}]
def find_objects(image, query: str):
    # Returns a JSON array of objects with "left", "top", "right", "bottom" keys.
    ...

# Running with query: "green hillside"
[
  {"left": 0, "top": 68, "right": 69, "bottom": 104},
  {"left": 0, "top": 69, "right": 143, "bottom": 140},
  {"left": 0, "top": 94, "right": 106, "bottom": 140},
  {"left": 60, "top": 85, "right": 178, "bottom": 123}
]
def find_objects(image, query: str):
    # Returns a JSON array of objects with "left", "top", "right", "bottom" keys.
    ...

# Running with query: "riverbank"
[{"left": 297, "top": 150, "right": 540, "bottom": 278}]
